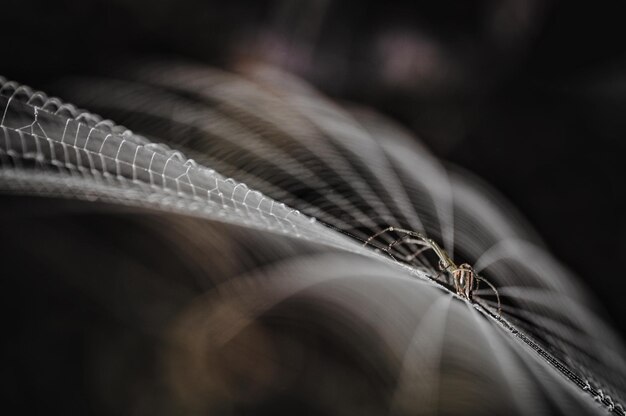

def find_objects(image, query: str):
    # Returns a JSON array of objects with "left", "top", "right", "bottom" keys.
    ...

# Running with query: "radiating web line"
[
  {"left": 64, "top": 69, "right": 461, "bottom": 270},
  {"left": 60, "top": 78, "right": 427, "bottom": 258},
  {"left": 139, "top": 63, "right": 451, "bottom": 245},
  {"left": 389, "top": 295, "right": 453, "bottom": 415},
  {"left": 0, "top": 85, "right": 425, "bottom": 265},
  {"left": 466, "top": 302, "right": 539, "bottom": 416}
]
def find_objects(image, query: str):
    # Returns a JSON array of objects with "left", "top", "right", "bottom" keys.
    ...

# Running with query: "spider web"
[{"left": 1, "top": 69, "right": 625, "bottom": 415}]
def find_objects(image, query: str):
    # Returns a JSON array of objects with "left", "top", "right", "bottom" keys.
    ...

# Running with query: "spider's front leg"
[
  {"left": 387, "top": 236, "right": 432, "bottom": 265},
  {"left": 362, "top": 226, "right": 398, "bottom": 247}
]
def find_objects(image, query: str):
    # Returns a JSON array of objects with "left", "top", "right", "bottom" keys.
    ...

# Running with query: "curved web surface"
[{"left": 0, "top": 66, "right": 624, "bottom": 415}]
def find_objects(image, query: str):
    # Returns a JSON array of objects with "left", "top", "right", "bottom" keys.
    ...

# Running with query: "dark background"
[{"left": 2, "top": 0, "right": 625, "bottom": 334}]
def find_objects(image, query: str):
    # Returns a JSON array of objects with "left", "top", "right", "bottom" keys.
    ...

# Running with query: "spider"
[{"left": 363, "top": 226, "right": 501, "bottom": 315}]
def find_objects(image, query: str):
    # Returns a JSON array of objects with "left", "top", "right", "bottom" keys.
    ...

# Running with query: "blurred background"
[{"left": 2, "top": 0, "right": 625, "bottom": 337}]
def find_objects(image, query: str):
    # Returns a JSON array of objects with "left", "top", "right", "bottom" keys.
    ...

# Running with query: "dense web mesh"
[{"left": 1, "top": 67, "right": 625, "bottom": 415}]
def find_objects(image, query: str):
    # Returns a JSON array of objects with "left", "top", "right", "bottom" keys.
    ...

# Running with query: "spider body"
[
  {"left": 452, "top": 263, "right": 475, "bottom": 300},
  {"left": 363, "top": 226, "right": 500, "bottom": 315}
]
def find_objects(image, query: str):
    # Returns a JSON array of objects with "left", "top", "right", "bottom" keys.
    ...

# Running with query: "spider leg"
[
  {"left": 364, "top": 227, "right": 431, "bottom": 267},
  {"left": 385, "top": 229, "right": 439, "bottom": 270},
  {"left": 363, "top": 227, "right": 454, "bottom": 282},
  {"left": 387, "top": 236, "right": 429, "bottom": 252},
  {"left": 391, "top": 228, "right": 458, "bottom": 274},
  {"left": 474, "top": 274, "right": 501, "bottom": 316},
  {"left": 363, "top": 227, "right": 411, "bottom": 257},
  {"left": 431, "top": 268, "right": 449, "bottom": 285},
  {"left": 385, "top": 250, "right": 400, "bottom": 263},
  {"left": 387, "top": 236, "right": 432, "bottom": 268},
  {"left": 404, "top": 246, "right": 431, "bottom": 262},
  {"left": 390, "top": 227, "right": 429, "bottom": 240},
  {"left": 363, "top": 229, "right": 409, "bottom": 264},
  {"left": 362, "top": 226, "right": 398, "bottom": 247}
]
